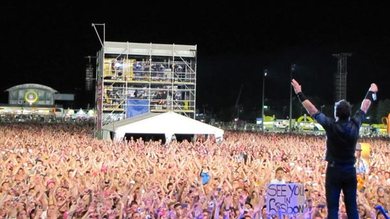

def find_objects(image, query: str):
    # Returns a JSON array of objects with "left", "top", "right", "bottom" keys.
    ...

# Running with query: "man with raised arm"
[{"left": 291, "top": 79, "right": 378, "bottom": 219}]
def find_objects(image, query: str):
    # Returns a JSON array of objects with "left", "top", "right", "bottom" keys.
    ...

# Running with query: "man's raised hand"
[
  {"left": 369, "top": 83, "right": 378, "bottom": 92},
  {"left": 291, "top": 79, "right": 302, "bottom": 94}
]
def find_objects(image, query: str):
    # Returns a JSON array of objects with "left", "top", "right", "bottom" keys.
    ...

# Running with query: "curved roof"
[{"left": 6, "top": 83, "right": 58, "bottom": 93}]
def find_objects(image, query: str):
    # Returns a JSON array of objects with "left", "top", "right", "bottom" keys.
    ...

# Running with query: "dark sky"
[{"left": 1, "top": 2, "right": 389, "bottom": 118}]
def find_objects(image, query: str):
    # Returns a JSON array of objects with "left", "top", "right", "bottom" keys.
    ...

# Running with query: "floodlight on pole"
[
  {"left": 321, "top": 105, "right": 325, "bottom": 112},
  {"left": 92, "top": 23, "right": 105, "bottom": 47},
  {"left": 289, "top": 64, "right": 296, "bottom": 132},
  {"left": 91, "top": 23, "right": 105, "bottom": 139},
  {"left": 262, "top": 69, "right": 268, "bottom": 133}
]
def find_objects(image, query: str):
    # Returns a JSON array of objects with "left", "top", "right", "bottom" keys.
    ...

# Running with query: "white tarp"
[{"left": 102, "top": 111, "right": 224, "bottom": 142}]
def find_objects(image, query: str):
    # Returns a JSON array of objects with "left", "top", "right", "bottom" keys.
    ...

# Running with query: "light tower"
[
  {"left": 85, "top": 56, "right": 95, "bottom": 91},
  {"left": 332, "top": 53, "right": 352, "bottom": 101}
]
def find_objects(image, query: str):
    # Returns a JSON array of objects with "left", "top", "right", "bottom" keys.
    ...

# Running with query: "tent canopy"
[{"left": 102, "top": 111, "right": 224, "bottom": 142}]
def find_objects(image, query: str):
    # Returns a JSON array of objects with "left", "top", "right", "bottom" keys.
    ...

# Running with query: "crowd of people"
[{"left": 0, "top": 122, "right": 389, "bottom": 218}]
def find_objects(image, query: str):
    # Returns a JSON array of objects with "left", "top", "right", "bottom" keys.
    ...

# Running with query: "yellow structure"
[
  {"left": 359, "top": 143, "right": 371, "bottom": 162},
  {"left": 103, "top": 58, "right": 135, "bottom": 80},
  {"left": 382, "top": 113, "right": 390, "bottom": 136},
  {"left": 297, "top": 114, "right": 314, "bottom": 123}
]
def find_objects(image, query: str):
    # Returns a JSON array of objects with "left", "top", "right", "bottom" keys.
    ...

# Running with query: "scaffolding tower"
[
  {"left": 332, "top": 53, "right": 351, "bottom": 101},
  {"left": 95, "top": 42, "right": 197, "bottom": 135}
]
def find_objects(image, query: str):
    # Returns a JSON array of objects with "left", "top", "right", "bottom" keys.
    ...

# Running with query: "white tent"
[
  {"left": 75, "top": 108, "right": 86, "bottom": 118},
  {"left": 102, "top": 111, "right": 224, "bottom": 142}
]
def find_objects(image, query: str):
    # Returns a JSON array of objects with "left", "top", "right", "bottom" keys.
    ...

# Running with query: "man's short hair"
[
  {"left": 335, "top": 100, "right": 351, "bottom": 119},
  {"left": 275, "top": 167, "right": 285, "bottom": 173}
]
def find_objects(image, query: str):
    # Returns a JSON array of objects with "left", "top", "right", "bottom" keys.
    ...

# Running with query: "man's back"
[{"left": 313, "top": 109, "right": 365, "bottom": 164}]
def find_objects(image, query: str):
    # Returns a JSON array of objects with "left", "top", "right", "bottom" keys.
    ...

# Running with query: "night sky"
[{"left": 1, "top": 2, "right": 389, "bottom": 120}]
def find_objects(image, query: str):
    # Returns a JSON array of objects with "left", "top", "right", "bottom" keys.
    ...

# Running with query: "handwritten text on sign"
[{"left": 266, "top": 183, "right": 306, "bottom": 215}]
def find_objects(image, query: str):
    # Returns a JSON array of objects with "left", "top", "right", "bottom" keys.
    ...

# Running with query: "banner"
[
  {"left": 266, "top": 183, "right": 306, "bottom": 216},
  {"left": 126, "top": 99, "right": 149, "bottom": 118}
]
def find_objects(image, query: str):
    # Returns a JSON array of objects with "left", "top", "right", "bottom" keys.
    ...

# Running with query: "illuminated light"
[{"left": 24, "top": 90, "right": 39, "bottom": 105}]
